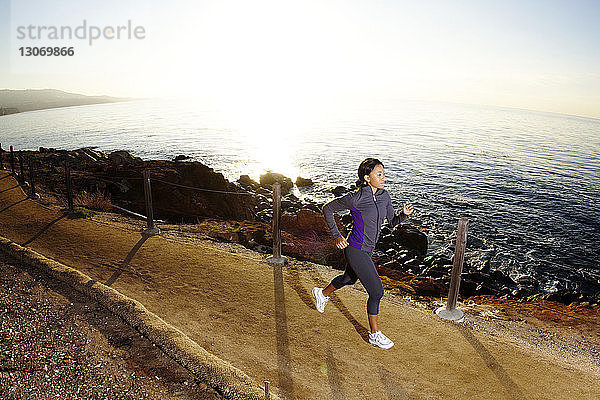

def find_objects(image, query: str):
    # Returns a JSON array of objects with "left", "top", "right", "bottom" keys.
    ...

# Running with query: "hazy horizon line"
[{"left": 2, "top": 86, "right": 599, "bottom": 122}]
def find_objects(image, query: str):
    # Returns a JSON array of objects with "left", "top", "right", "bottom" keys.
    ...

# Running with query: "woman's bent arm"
[{"left": 322, "top": 191, "right": 356, "bottom": 239}]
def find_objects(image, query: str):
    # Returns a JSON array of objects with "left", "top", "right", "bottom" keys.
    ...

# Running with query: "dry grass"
[{"left": 74, "top": 190, "right": 112, "bottom": 211}]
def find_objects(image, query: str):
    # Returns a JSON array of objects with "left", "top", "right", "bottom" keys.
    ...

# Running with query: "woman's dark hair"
[{"left": 355, "top": 158, "right": 384, "bottom": 187}]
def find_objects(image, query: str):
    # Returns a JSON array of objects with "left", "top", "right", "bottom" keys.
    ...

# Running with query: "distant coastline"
[{"left": 0, "top": 88, "right": 134, "bottom": 116}]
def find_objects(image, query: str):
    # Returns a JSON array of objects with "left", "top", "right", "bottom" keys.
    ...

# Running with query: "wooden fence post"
[
  {"left": 28, "top": 158, "right": 37, "bottom": 198},
  {"left": 267, "top": 182, "right": 287, "bottom": 264},
  {"left": 65, "top": 162, "right": 74, "bottom": 211},
  {"left": 142, "top": 170, "right": 160, "bottom": 235},
  {"left": 436, "top": 217, "right": 469, "bottom": 321},
  {"left": 19, "top": 152, "right": 25, "bottom": 183},
  {"left": 10, "top": 146, "right": 15, "bottom": 175}
]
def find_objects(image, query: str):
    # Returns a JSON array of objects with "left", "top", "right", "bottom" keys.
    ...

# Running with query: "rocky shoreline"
[{"left": 5, "top": 146, "right": 599, "bottom": 307}]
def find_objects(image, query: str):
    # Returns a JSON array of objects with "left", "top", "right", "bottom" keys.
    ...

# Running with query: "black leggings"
[{"left": 330, "top": 245, "right": 384, "bottom": 315}]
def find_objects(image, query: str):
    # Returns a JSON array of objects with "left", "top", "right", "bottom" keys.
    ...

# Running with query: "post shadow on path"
[
  {"left": 273, "top": 263, "right": 296, "bottom": 400},
  {"left": 0, "top": 185, "right": 19, "bottom": 194},
  {"left": 378, "top": 365, "right": 412, "bottom": 400},
  {"left": 284, "top": 266, "right": 314, "bottom": 310},
  {"left": 284, "top": 262, "right": 370, "bottom": 343},
  {"left": 105, "top": 233, "right": 152, "bottom": 287},
  {"left": 267, "top": 232, "right": 372, "bottom": 344},
  {"left": 322, "top": 334, "right": 413, "bottom": 400},
  {"left": 0, "top": 198, "right": 28, "bottom": 215},
  {"left": 325, "top": 345, "right": 348, "bottom": 400},
  {"left": 21, "top": 213, "right": 68, "bottom": 246},
  {"left": 453, "top": 322, "right": 526, "bottom": 400},
  {"left": 308, "top": 270, "right": 371, "bottom": 344}
]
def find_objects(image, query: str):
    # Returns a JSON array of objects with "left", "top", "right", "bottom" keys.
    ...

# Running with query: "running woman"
[{"left": 313, "top": 158, "right": 414, "bottom": 349}]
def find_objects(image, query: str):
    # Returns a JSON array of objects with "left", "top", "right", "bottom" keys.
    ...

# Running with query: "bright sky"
[{"left": 1, "top": 0, "right": 599, "bottom": 119}]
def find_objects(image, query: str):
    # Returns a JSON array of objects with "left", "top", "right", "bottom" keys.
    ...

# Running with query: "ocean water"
[{"left": 1, "top": 99, "right": 599, "bottom": 295}]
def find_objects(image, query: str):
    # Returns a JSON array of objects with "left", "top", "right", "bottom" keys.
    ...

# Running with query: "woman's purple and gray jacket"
[{"left": 322, "top": 185, "right": 407, "bottom": 253}]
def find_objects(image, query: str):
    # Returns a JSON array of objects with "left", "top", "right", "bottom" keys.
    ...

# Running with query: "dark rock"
[
  {"left": 24, "top": 148, "right": 259, "bottom": 221},
  {"left": 395, "top": 250, "right": 411, "bottom": 263},
  {"left": 284, "top": 192, "right": 300, "bottom": 202},
  {"left": 490, "top": 270, "right": 516, "bottom": 287},
  {"left": 381, "top": 226, "right": 392, "bottom": 236},
  {"left": 237, "top": 174, "right": 260, "bottom": 190},
  {"left": 148, "top": 162, "right": 258, "bottom": 221},
  {"left": 108, "top": 150, "right": 140, "bottom": 164},
  {"left": 256, "top": 201, "right": 271, "bottom": 211},
  {"left": 372, "top": 252, "right": 390, "bottom": 265},
  {"left": 528, "top": 290, "right": 583, "bottom": 305},
  {"left": 476, "top": 258, "right": 492, "bottom": 274},
  {"left": 112, "top": 178, "right": 133, "bottom": 193},
  {"left": 281, "top": 199, "right": 294, "bottom": 210},
  {"left": 392, "top": 226, "right": 428, "bottom": 256},
  {"left": 255, "top": 209, "right": 273, "bottom": 223},
  {"left": 462, "top": 272, "right": 501, "bottom": 296},
  {"left": 173, "top": 154, "right": 191, "bottom": 162},
  {"left": 256, "top": 187, "right": 272, "bottom": 196},
  {"left": 332, "top": 186, "right": 349, "bottom": 197},
  {"left": 459, "top": 279, "right": 478, "bottom": 298},
  {"left": 423, "top": 265, "right": 450, "bottom": 279},
  {"left": 411, "top": 265, "right": 427, "bottom": 276},
  {"left": 285, "top": 207, "right": 300, "bottom": 215},
  {"left": 295, "top": 176, "right": 314, "bottom": 187},
  {"left": 281, "top": 208, "right": 337, "bottom": 234},
  {"left": 512, "top": 287, "right": 537, "bottom": 297},
  {"left": 71, "top": 148, "right": 108, "bottom": 164},
  {"left": 341, "top": 214, "right": 353, "bottom": 225},
  {"left": 385, "top": 248, "right": 397, "bottom": 257},
  {"left": 467, "top": 234, "right": 485, "bottom": 249},
  {"left": 379, "top": 233, "right": 396, "bottom": 246},
  {"left": 256, "top": 193, "right": 269, "bottom": 202},
  {"left": 254, "top": 244, "right": 272, "bottom": 254},
  {"left": 382, "top": 260, "right": 402, "bottom": 270},
  {"left": 259, "top": 172, "right": 293, "bottom": 194},
  {"left": 404, "top": 257, "right": 421, "bottom": 267},
  {"left": 516, "top": 275, "right": 539, "bottom": 288},
  {"left": 436, "top": 257, "right": 453, "bottom": 266}
]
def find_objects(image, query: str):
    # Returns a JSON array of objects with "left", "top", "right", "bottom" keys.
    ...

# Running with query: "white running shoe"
[
  {"left": 369, "top": 331, "right": 394, "bottom": 349},
  {"left": 312, "top": 287, "right": 329, "bottom": 313}
]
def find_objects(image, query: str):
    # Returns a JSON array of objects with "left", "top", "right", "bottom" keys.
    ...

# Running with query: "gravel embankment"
[{"left": 0, "top": 253, "right": 222, "bottom": 400}]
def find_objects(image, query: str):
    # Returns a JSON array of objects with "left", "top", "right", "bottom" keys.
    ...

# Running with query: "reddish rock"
[
  {"left": 280, "top": 208, "right": 346, "bottom": 267},
  {"left": 197, "top": 219, "right": 272, "bottom": 247},
  {"left": 406, "top": 277, "right": 447, "bottom": 297},
  {"left": 378, "top": 266, "right": 447, "bottom": 297}
]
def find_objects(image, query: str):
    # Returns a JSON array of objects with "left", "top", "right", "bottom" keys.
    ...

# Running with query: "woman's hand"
[
  {"left": 402, "top": 201, "right": 414, "bottom": 216},
  {"left": 334, "top": 236, "right": 349, "bottom": 249}
]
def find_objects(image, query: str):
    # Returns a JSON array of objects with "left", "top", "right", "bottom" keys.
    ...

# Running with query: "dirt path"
[
  {"left": 0, "top": 253, "right": 222, "bottom": 400},
  {"left": 0, "top": 170, "right": 598, "bottom": 399}
]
